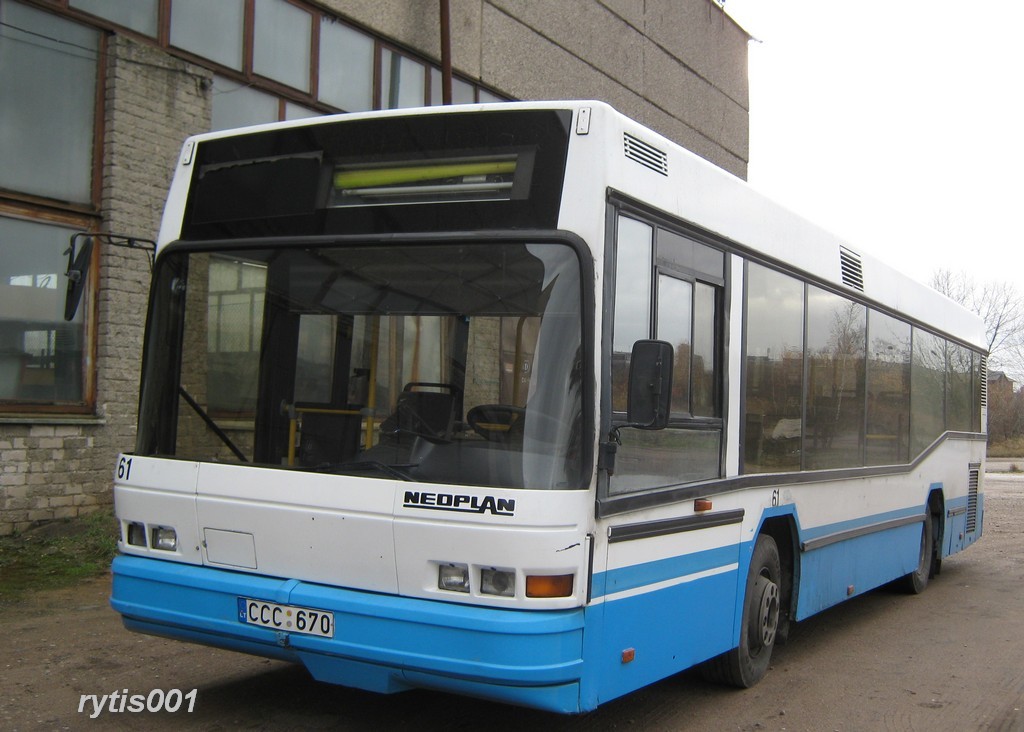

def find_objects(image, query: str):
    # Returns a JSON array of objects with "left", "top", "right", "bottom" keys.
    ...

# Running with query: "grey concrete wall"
[{"left": 323, "top": 0, "right": 749, "bottom": 176}]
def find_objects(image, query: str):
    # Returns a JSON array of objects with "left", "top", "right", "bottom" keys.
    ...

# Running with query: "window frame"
[{"left": 601, "top": 197, "right": 727, "bottom": 502}]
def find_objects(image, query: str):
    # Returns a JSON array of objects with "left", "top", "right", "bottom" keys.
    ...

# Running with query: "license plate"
[{"left": 237, "top": 597, "right": 335, "bottom": 638}]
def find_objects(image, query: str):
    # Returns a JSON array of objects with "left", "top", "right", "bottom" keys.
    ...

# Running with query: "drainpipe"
[{"left": 440, "top": 0, "right": 452, "bottom": 104}]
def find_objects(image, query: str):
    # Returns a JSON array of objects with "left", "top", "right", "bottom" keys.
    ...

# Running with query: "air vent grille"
[
  {"left": 980, "top": 356, "right": 988, "bottom": 408},
  {"left": 966, "top": 463, "right": 980, "bottom": 533},
  {"left": 839, "top": 246, "right": 864, "bottom": 291},
  {"left": 623, "top": 133, "right": 668, "bottom": 176}
]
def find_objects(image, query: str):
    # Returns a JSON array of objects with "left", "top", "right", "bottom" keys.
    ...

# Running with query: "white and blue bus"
[{"left": 109, "top": 101, "right": 986, "bottom": 713}]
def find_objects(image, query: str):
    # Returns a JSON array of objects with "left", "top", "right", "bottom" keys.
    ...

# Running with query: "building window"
[
  {"left": 0, "top": 2, "right": 99, "bottom": 204},
  {"left": 0, "top": 216, "right": 93, "bottom": 406},
  {"left": 0, "top": 2, "right": 100, "bottom": 412},
  {"left": 318, "top": 18, "right": 374, "bottom": 111},
  {"left": 68, "top": 0, "right": 158, "bottom": 37},
  {"left": 381, "top": 47, "right": 427, "bottom": 109},
  {"left": 253, "top": 0, "right": 312, "bottom": 93},
  {"left": 169, "top": 0, "right": 245, "bottom": 71},
  {"left": 430, "top": 68, "right": 477, "bottom": 105},
  {"left": 211, "top": 76, "right": 279, "bottom": 131}
]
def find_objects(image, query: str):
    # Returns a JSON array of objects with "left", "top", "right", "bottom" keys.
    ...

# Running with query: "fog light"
[
  {"left": 438, "top": 564, "right": 470, "bottom": 592},
  {"left": 126, "top": 521, "right": 146, "bottom": 547},
  {"left": 526, "top": 574, "right": 574, "bottom": 598},
  {"left": 151, "top": 526, "right": 178, "bottom": 551},
  {"left": 480, "top": 568, "right": 515, "bottom": 597}
]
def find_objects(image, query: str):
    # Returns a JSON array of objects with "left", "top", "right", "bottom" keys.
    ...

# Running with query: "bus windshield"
[{"left": 136, "top": 240, "right": 586, "bottom": 490}]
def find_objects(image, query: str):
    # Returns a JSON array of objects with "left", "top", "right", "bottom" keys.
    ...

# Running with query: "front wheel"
[{"left": 702, "top": 534, "right": 782, "bottom": 687}]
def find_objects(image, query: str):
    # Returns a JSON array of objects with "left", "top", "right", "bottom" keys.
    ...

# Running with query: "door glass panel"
[
  {"left": 692, "top": 282, "right": 717, "bottom": 416},
  {"left": 612, "top": 216, "right": 652, "bottom": 412},
  {"left": 656, "top": 275, "right": 692, "bottom": 415}
]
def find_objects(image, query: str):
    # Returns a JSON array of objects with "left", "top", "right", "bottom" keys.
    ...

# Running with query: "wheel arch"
[{"left": 757, "top": 513, "right": 799, "bottom": 643}]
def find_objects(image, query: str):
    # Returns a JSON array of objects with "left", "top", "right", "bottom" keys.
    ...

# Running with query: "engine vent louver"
[
  {"left": 839, "top": 246, "right": 864, "bottom": 291},
  {"left": 980, "top": 356, "right": 989, "bottom": 408},
  {"left": 623, "top": 133, "right": 668, "bottom": 176},
  {"left": 966, "top": 463, "right": 980, "bottom": 533}
]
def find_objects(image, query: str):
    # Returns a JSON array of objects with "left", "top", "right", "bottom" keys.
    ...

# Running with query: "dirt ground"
[{"left": 2, "top": 475, "right": 1023, "bottom": 731}]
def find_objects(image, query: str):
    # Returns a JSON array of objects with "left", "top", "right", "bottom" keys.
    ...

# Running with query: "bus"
[{"left": 108, "top": 101, "right": 986, "bottom": 713}]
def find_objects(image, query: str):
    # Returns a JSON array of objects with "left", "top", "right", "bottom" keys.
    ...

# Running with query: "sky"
[{"left": 721, "top": 1, "right": 1024, "bottom": 288}]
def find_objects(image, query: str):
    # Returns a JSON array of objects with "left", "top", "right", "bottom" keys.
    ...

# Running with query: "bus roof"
[{"left": 160, "top": 100, "right": 986, "bottom": 351}]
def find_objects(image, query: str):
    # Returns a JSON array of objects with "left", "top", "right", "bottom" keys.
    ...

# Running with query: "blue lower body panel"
[{"left": 110, "top": 555, "right": 586, "bottom": 713}]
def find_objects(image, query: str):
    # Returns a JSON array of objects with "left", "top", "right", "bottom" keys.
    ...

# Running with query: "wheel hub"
[{"left": 753, "top": 574, "right": 780, "bottom": 648}]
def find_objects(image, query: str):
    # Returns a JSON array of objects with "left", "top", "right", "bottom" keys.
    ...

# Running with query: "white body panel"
[{"left": 116, "top": 456, "right": 592, "bottom": 610}]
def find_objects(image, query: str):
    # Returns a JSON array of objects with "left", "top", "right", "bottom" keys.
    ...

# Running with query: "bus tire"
[
  {"left": 900, "top": 510, "right": 933, "bottom": 594},
  {"left": 702, "top": 534, "right": 781, "bottom": 688}
]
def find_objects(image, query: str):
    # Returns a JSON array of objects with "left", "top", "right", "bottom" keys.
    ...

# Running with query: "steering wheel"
[{"left": 466, "top": 405, "right": 526, "bottom": 442}]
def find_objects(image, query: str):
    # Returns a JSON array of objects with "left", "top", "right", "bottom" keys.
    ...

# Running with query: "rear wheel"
[
  {"left": 901, "top": 510, "right": 934, "bottom": 594},
  {"left": 702, "top": 534, "right": 781, "bottom": 687}
]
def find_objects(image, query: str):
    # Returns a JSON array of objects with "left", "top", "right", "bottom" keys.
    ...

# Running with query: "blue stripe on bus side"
[
  {"left": 797, "top": 504, "right": 924, "bottom": 544},
  {"left": 592, "top": 505, "right": 919, "bottom": 603},
  {"left": 591, "top": 543, "right": 741, "bottom": 600}
]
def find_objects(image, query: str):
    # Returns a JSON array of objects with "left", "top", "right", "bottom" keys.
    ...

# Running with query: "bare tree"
[{"left": 931, "top": 269, "right": 1024, "bottom": 381}]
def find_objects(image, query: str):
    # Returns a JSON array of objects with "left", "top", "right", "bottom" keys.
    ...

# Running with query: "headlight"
[
  {"left": 480, "top": 568, "right": 515, "bottom": 597},
  {"left": 438, "top": 564, "right": 470, "bottom": 592},
  {"left": 126, "top": 521, "right": 146, "bottom": 547},
  {"left": 151, "top": 526, "right": 178, "bottom": 552}
]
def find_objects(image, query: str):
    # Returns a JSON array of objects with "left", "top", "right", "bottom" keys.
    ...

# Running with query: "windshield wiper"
[
  {"left": 178, "top": 386, "right": 248, "bottom": 462},
  {"left": 313, "top": 460, "right": 417, "bottom": 482}
]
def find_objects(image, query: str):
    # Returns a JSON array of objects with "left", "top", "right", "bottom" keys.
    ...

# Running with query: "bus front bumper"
[{"left": 110, "top": 555, "right": 587, "bottom": 713}]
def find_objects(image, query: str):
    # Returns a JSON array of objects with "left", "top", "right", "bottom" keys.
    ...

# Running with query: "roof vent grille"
[
  {"left": 624, "top": 133, "right": 668, "bottom": 176},
  {"left": 839, "top": 246, "right": 864, "bottom": 291}
]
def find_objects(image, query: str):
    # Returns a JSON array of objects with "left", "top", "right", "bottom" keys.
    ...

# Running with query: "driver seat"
[{"left": 381, "top": 382, "right": 458, "bottom": 443}]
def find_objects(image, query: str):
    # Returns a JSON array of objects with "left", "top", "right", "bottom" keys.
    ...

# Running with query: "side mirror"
[
  {"left": 63, "top": 234, "right": 93, "bottom": 321},
  {"left": 626, "top": 339, "right": 673, "bottom": 430}
]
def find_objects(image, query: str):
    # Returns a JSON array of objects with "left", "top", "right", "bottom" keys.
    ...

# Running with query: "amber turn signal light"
[{"left": 526, "top": 574, "right": 574, "bottom": 598}]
